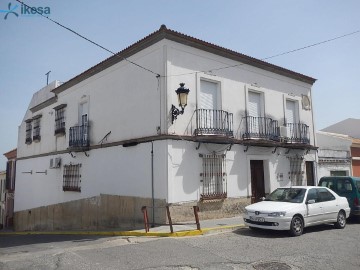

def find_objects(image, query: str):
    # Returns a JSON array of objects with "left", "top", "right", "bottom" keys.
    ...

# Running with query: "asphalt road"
[{"left": 1, "top": 219, "right": 360, "bottom": 270}]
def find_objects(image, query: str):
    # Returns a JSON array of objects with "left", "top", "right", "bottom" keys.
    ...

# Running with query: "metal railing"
[
  {"left": 69, "top": 125, "right": 90, "bottom": 149},
  {"left": 194, "top": 109, "right": 233, "bottom": 136},
  {"left": 242, "top": 116, "right": 279, "bottom": 141},
  {"left": 287, "top": 123, "right": 310, "bottom": 144}
]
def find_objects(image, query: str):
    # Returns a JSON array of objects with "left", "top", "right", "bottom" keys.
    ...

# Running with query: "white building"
[
  {"left": 15, "top": 25, "right": 317, "bottom": 231},
  {"left": 316, "top": 131, "right": 352, "bottom": 178}
]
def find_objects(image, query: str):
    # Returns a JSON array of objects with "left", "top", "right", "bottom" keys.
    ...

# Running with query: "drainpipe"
[
  {"left": 310, "top": 87, "right": 318, "bottom": 184},
  {"left": 151, "top": 141, "right": 155, "bottom": 227}
]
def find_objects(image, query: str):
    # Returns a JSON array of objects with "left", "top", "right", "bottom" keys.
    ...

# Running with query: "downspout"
[
  {"left": 310, "top": 87, "right": 318, "bottom": 184},
  {"left": 151, "top": 141, "right": 155, "bottom": 227}
]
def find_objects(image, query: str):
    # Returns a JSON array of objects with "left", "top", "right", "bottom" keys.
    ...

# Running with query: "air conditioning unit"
[
  {"left": 50, "top": 157, "right": 61, "bottom": 169},
  {"left": 279, "top": 126, "right": 289, "bottom": 138}
]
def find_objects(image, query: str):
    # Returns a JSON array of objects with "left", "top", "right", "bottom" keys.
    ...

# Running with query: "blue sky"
[{"left": 1, "top": 0, "right": 360, "bottom": 170}]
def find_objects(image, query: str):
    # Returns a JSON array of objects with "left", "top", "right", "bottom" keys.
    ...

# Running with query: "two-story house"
[{"left": 15, "top": 25, "right": 317, "bottom": 231}]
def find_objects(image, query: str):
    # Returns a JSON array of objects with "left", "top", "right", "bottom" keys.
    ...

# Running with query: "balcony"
[
  {"left": 194, "top": 109, "right": 233, "bottom": 137},
  {"left": 286, "top": 123, "right": 310, "bottom": 144},
  {"left": 242, "top": 116, "right": 279, "bottom": 141},
  {"left": 69, "top": 125, "right": 90, "bottom": 150}
]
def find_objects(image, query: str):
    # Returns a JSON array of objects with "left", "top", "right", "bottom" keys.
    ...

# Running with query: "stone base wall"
[
  {"left": 169, "top": 197, "right": 251, "bottom": 223},
  {"left": 14, "top": 195, "right": 250, "bottom": 231},
  {"left": 14, "top": 194, "right": 167, "bottom": 231}
]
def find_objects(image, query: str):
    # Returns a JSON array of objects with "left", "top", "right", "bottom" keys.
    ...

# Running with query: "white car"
[{"left": 244, "top": 186, "right": 351, "bottom": 236}]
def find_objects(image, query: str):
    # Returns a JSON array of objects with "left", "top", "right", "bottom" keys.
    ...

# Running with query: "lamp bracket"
[{"left": 171, "top": 105, "right": 184, "bottom": 124}]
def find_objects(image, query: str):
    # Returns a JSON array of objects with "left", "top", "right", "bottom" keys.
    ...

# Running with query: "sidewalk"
[{"left": 0, "top": 215, "right": 246, "bottom": 237}]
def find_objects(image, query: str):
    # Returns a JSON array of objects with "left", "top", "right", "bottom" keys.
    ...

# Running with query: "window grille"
[
  {"left": 200, "top": 154, "right": 227, "bottom": 200},
  {"left": 33, "top": 117, "right": 41, "bottom": 141},
  {"left": 289, "top": 157, "right": 304, "bottom": 186},
  {"left": 63, "top": 164, "right": 81, "bottom": 192},
  {"left": 25, "top": 120, "right": 32, "bottom": 144},
  {"left": 55, "top": 106, "right": 66, "bottom": 135}
]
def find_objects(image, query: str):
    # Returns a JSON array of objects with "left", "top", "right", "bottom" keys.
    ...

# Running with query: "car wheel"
[
  {"left": 290, "top": 215, "right": 303, "bottom": 237},
  {"left": 334, "top": 211, "right": 346, "bottom": 229}
]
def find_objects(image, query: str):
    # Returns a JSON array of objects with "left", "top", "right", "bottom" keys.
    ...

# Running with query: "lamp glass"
[{"left": 178, "top": 92, "right": 188, "bottom": 108}]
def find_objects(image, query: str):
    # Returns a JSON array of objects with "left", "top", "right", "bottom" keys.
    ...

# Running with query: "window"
[
  {"left": 25, "top": 120, "right": 32, "bottom": 144},
  {"left": 317, "top": 188, "right": 335, "bottom": 202},
  {"left": 54, "top": 104, "right": 66, "bottom": 135},
  {"left": 63, "top": 164, "right": 81, "bottom": 192},
  {"left": 306, "top": 188, "right": 319, "bottom": 203},
  {"left": 320, "top": 179, "right": 335, "bottom": 191},
  {"left": 200, "top": 154, "right": 227, "bottom": 200},
  {"left": 32, "top": 115, "right": 41, "bottom": 142},
  {"left": 337, "top": 179, "right": 353, "bottom": 193}
]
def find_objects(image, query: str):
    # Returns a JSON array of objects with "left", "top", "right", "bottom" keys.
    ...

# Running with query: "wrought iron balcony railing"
[
  {"left": 194, "top": 109, "right": 233, "bottom": 137},
  {"left": 242, "top": 116, "right": 279, "bottom": 141},
  {"left": 69, "top": 125, "right": 90, "bottom": 149},
  {"left": 286, "top": 123, "right": 310, "bottom": 144}
]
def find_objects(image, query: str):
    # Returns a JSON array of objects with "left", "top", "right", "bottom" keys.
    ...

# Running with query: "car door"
[
  {"left": 305, "top": 188, "right": 323, "bottom": 225},
  {"left": 317, "top": 188, "right": 338, "bottom": 221}
]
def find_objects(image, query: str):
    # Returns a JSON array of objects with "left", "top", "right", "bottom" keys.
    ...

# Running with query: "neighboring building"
[
  {"left": 316, "top": 131, "right": 352, "bottom": 178},
  {"left": 3, "top": 148, "right": 17, "bottom": 229},
  {"left": 351, "top": 138, "right": 360, "bottom": 177},
  {"left": 321, "top": 119, "right": 360, "bottom": 177},
  {"left": 0, "top": 170, "right": 6, "bottom": 229},
  {"left": 15, "top": 25, "right": 317, "bottom": 231}
]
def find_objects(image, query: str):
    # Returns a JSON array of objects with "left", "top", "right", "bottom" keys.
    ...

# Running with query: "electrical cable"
[
  {"left": 15, "top": 0, "right": 160, "bottom": 77},
  {"left": 16, "top": 1, "right": 360, "bottom": 80}
]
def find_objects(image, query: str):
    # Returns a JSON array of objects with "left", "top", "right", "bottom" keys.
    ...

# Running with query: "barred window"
[
  {"left": 200, "top": 153, "right": 227, "bottom": 200},
  {"left": 54, "top": 104, "right": 66, "bottom": 135},
  {"left": 63, "top": 164, "right": 81, "bottom": 192},
  {"left": 25, "top": 120, "right": 32, "bottom": 144},
  {"left": 33, "top": 116, "right": 41, "bottom": 141}
]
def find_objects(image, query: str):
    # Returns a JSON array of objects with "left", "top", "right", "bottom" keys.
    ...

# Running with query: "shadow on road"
[
  {"left": 0, "top": 234, "right": 110, "bottom": 249},
  {"left": 232, "top": 221, "right": 359, "bottom": 238}
]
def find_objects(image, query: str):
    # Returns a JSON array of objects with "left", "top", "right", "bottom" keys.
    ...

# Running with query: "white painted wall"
[
  {"left": 15, "top": 141, "right": 168, "bottom": 211},
  {"left": 16, "top": 36, "right": 316, "bottom": 212}
]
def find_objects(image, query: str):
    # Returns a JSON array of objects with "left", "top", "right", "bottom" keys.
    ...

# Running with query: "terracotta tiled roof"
[
  {"left": 53, "top": 25, "right": 316, "bottom": 95},
  {"left": 3, "top": 148, "right": 17, "bottom": 159}
]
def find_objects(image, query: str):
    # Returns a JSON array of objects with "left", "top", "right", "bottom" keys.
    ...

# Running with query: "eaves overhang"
[{"left": 52, "top": 25, "right": 316, "bottom": 95}]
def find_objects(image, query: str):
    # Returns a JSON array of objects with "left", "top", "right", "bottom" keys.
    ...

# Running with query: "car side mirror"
[
  {"left": 306, "top": 199, "right": 315, "bottom": 204},
  {"left": 260, "top": 197, "right": 265, "bottom": 201}
]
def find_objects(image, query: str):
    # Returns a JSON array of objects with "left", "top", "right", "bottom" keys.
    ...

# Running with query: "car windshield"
[{"left": 265, "top": 188, "right": 306, "bottom": 203}]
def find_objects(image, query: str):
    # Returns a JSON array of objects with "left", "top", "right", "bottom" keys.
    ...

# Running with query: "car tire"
[
  {"left": 334, "top": 210, "right": 346, "bottom": 229},
  {"left": 290, "top": 215, "right": 303, "bottom": 237}
]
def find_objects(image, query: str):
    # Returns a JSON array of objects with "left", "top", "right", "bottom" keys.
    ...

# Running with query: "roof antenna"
[{"left": 45, "top": 71, "right": 51, "bottom": 85}]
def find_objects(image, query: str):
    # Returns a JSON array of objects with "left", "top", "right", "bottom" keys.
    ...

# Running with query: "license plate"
[{"left": 250, "top": 216, "right": 265, "bottom": 222}]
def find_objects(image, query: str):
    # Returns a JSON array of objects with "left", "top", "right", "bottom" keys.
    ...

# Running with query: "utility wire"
[
  {"left": 164, "top": 29, "right": 360, "bottom": 77},
  {"left": 16, "top": 1, "right": 360, "bottom": 79},
  {"left": 15, "top": 0, "right": 160, "bottom": 77}
]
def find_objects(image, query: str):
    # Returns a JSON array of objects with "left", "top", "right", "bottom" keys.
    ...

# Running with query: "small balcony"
[
  {"left": 69, "top": 125, "right": 90, "bottom": 150},
  {"left": 242, "top": 116, "right": 279, "bottom": 141},
  {"left": 286, "top": 123, "right": 310, "bottom": 144},
  {"left": 194, "top": 109, "right": 233, "bottom": 137}
]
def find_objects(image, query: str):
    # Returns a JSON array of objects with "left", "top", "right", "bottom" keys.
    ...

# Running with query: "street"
[{"left": 1, "top": 220, "right": 360, "bottom": 270}]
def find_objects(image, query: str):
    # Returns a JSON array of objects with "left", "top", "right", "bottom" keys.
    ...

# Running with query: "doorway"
[
  {"left": 306, "top": 161, "right": 315, "bottom": 186},
  {"left": 250, "top": 160, "right": 265, "bottom": 203}
]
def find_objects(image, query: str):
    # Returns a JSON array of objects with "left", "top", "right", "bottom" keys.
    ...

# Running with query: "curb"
[{"left": 0, "top": 224, "right": 246, "bottom": 237}]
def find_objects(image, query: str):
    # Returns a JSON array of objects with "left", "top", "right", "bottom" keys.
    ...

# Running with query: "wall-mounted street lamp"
[{"left": 171, "top": 83, "right": 190, "bottom": 124}]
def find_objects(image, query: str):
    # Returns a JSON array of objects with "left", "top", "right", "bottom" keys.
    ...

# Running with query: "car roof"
[{"left": 279, "top": 186, "right": 322, "bottom": 190}]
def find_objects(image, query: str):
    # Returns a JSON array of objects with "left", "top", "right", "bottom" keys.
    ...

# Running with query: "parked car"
[
  {"left": 318, "top": 176, "right": 360, "bottom": 217},
  {"left": 243, "top": 186, "right": 350, "bottom": 236}
]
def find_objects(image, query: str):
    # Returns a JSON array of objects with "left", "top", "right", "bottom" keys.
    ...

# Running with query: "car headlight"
[{"left": 268, "top": 212, "right": 286, "bottom": 217}]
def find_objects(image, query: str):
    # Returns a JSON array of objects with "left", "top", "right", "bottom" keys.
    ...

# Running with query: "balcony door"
[
  {"left": 285, "top": 100, "right": 299, "bottom": 141},
  {"left": 79, "top": 102, "right": 88, "bottom": 145},
  {"left": 199, "top": 80, "right": 219, "bottom": 132},
  {"left": 248, "top": 91, "right": 263, "bottom": 135}
]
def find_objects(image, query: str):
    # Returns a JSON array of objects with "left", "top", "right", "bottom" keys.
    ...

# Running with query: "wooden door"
[{"left": 250, "top": 160, "right": 265, "bottom": 203}]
